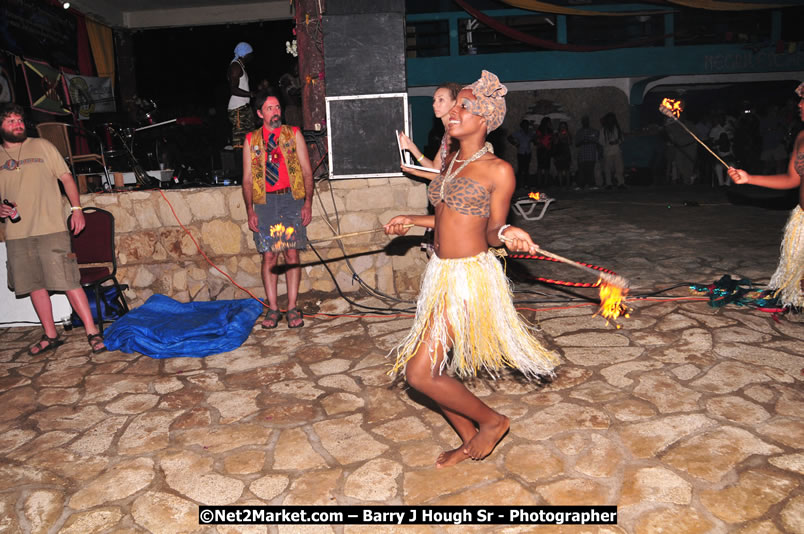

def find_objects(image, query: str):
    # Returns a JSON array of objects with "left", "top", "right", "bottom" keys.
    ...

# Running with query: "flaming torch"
[
  {"left": 596, "top": 279, "right": 630, "bottom": 328},
  {"left": 659, "top": 98, "right": 729, "bottom": 169},
  {"left": 529, "top": 192, "right": 541, "bottom": 201},
  {"left": 269, "top": 223, "right": 296, "bottom": 251},
  {"left": 498, "top": 234, "right": 631, "bottom": 322}
]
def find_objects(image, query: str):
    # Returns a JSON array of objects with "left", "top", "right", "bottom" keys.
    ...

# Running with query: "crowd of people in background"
[
  {"left": 498, "top": 93, "right": 801, "bottom": 193},
  {"left": 664, "top": 97, "right": 800, "bottom": 189}
]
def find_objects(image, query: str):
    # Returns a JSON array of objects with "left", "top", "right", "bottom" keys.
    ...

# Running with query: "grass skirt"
[
  {"left": 389, "top": 250, "right": 559, "bottom": 380},
  {"left": 769, "top": 205, "right": 804, "bottom": 308}
]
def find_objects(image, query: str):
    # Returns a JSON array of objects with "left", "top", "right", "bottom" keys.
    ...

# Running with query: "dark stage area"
[{"left": 70, "top": 19, "right": 299, "bottom": 188}]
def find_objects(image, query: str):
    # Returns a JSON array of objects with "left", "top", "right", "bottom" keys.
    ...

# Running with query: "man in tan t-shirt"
[{"left": 0, "top": 103, "right": 106, "bottom": 355}]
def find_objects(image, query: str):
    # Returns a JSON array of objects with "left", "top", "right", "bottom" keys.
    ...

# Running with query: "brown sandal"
[
  {"left": 28, "top": 334, "right": 64, "bottom": 356},
  {"left": 261, "top": 309, "right": 282, "bottom": 329},
  {"left": 286, "top": 307, "right": 304, "bottom": 328},
  {"left": 88, "top": 333, "right": 107, "bottom": 354}
]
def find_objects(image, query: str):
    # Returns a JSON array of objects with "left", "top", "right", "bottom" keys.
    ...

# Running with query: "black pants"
[{"left": 578, "top": 161, "right": 596, "bottom": 187}]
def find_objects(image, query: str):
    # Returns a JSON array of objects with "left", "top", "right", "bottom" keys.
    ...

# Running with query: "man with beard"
[
  {"left": 242, "top": 89, "right": 313, "bottom": 329},
  {"left": 0, "top": 103, "right": 106, "bottom": 355}
]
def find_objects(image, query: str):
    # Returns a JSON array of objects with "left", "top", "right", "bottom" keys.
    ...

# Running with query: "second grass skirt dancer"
[
  {"left": 729, "top": 81, "right": 804, "bottom": 309},
  {"left": 768, "top": 206, "right": 804, "bottom": 308},
  {"left": 385, "top": 70, "right": 559, "bottom": 469}
]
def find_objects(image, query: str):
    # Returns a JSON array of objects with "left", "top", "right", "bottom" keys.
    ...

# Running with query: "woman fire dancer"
[
  {"left": 384, "top": 71, "right": 559, "bottom": 468},
  {"left": 398, "top": 82, "right": 462, "bottom": 178},
  {"left": 728, "top": 82, "right": 804, "bottom": 309}
]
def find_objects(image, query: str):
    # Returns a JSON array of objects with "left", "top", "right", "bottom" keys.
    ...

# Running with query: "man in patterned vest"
[{"left": 242, "top": 89, "right": 313, "bottom": 329}]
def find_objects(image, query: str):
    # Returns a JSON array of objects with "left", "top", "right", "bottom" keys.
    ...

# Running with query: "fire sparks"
[
  {"left": 595, "top": 280, "right": 630, "bottom": 329},
  {"left": 660, "top": 98, "right": 683, "bottom": 119},
  {"left": 528, "top": 192, "right": 541, "bottom": 200}
]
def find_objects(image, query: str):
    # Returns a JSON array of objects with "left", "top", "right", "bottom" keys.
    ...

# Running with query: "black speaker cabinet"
[{"left": 323, "top": 12, "right": 407, "bottom": 96}]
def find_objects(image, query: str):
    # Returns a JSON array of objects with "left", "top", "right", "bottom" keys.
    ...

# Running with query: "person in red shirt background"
[{"left": 241, "top": 89, "right": 313, "bottom": 329}]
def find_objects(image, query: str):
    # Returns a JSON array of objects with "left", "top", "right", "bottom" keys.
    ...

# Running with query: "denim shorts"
[
  {"left": 6, "top": 232, "right": 81, "bottom": 295},
  {"left": 252, "top": 192, "right": 307, "bottom": 253}
]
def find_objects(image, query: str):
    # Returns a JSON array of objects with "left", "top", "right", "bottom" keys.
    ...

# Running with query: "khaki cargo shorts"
[{"left": 5, "top": 232, "right": 81, "bottom": 296}]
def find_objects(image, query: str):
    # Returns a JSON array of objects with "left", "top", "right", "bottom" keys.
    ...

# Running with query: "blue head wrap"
[{"left": 234, "top": 42, "right": 253, "bottom": 60}]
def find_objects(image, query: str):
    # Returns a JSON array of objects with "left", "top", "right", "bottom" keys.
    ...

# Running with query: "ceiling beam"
[
  {"left": 69, "top": 0, "right": 126, "bottom": 26},
  {"left": 123, "top": 1, "right": 293, "bottom": 28},
  {"left": 68, "top": 0, "right": 292, "bottom": 28}
]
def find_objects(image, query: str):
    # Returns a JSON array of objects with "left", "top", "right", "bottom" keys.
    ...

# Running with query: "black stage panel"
[{"left": 323, "top": 12, "right": 406, "bottom": 96}]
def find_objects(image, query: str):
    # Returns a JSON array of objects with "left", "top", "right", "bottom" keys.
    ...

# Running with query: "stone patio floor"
[{"left": 0, "top": 186, "right": 802, "bottom": 534}]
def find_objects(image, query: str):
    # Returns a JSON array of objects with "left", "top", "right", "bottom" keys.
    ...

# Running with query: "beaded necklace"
[{"left": 0, "top": 143, "right": 22, "bottom": 171}]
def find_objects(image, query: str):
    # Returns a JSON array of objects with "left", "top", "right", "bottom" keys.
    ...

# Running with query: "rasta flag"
[
  {"left": 64, "top": 73, "right": 116, "bottom": 119},
  {"left": 18, "top": 57, "right": 70, "bottom": 115}
]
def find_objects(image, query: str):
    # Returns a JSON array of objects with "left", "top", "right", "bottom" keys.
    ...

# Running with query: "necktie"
[{"left": 265, "top": 132, "right": 279, "bottom": 186}]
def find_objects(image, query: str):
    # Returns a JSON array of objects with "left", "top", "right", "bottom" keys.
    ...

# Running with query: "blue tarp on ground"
[{"left": 103, "top": 294, "right": 264, "bottom": 358}]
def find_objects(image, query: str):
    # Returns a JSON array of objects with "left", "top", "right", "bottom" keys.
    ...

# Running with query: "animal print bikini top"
[{"left": 427, "top": 173, "right": 491, "bottom": 218}]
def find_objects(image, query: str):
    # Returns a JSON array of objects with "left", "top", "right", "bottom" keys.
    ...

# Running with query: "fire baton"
[
  {"left": 659, "top": 99, "right": 730, "bottom": 170},
  {"left": 510, "top": 245, "right": 630, "bottom": 289},
  {"left": 307, "top": 224, "right": 415, "bottom": 245},
  {"left": 499, "top": 234, "right": 629, "bottom": 288}
]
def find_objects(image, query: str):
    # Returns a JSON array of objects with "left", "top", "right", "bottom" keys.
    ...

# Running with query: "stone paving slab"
[{"left": 0, "top": 186, "right": 802, "bottom": 534}]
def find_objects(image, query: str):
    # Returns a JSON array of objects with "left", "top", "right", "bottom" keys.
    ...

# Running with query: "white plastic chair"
[{"left": 511, "top": 194, "right": 554, "bottom": 221}]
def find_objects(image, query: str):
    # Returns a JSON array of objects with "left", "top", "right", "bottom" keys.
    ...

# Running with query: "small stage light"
[{"left": 62, "top": 2, "right": 70, "bottom": 9}]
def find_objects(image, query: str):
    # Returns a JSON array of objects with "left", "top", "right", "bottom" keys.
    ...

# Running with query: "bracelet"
[
  {"left": 416, "top": 154, "right": 425, "bottom": 162},
  {"left": 497, "top": 224, "right": 511, "bottom": 242},
  {"left": 70, "top": 206, "right": 83, "bottom": 211}
]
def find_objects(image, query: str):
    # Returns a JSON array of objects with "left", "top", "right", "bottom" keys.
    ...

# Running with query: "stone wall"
[{"left": 75, "top": 178, "right": 429, "bottom": 308}]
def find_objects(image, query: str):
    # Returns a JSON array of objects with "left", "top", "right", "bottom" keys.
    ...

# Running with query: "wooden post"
[
  {"left": 295, "top": 0, "right": 327, "bottom": 133},
  {"left": 77, "top": 174, "right": 89, "bottom": 194}
]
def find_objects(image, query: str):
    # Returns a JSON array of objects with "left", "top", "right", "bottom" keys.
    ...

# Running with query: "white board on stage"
[{"left": 0, "top": 241, "right": 72, "bottom": 327}]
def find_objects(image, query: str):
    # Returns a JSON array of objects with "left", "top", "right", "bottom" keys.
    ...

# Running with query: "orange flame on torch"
[
  {"left": 595, "top": 280, "right": 631, "bottom": 329},
  {"left": 528, "top": 192, "right": 541, "bottom": 200},
  {"left": 269, "top": 223, "right": 296, "bottom": 251},
  {"left": 660, "top": 98, "right": 683, "bottom": 119}
]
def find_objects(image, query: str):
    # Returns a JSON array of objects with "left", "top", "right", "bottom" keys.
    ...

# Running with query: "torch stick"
[
  {"left": 502, "top": 237, "right": 630, "bottom": 288},
  {"left": 659, "top": 105, "right": 730, "bottom": 170},
  {"left": 307, "top": 224, "right": 415, "bottom": 245},
  {"left": 530, "top": 247, "right": 631, "bottom": 289}
]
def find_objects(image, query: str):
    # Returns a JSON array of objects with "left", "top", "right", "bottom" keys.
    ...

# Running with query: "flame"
[
  {"left": 269, "top": 223, "right": 296, "bottom": 251},
  {"left": 269, "top": 223, "right": 295, "bottom": 239},
  {"left": 660, "top": 98, "right": 683, "bottom": 119},
  {"left": 596, "top": 280, "right": 630, "bottom": 329},
  {"left": 528, "top": 192, "right": 541, "bottom": 200}
]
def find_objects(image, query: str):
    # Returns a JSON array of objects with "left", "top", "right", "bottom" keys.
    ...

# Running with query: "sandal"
[
  {"left": 261, "top": 309, "right": 282, "bottom": 329},
  {"left": 286, "top": 307, "right": 304, "bottom": 329},
  {"left": 88, "top": 333, "right": 107, "bottom": 354},
  {"left": 28, "top": 334, "right": 64, "bottom": 356}
]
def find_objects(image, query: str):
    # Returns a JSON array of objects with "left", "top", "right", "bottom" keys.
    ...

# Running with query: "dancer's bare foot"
[
  {"left": 463, "top": 415, "right": 509, "bottom": 460},
  {"left": 436, "top": 445, "right": 471, "bottom": 469}
]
